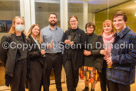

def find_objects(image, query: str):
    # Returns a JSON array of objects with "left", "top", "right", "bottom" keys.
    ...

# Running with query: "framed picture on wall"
[{"left": 0, "top": 20, "right": 12, "bottom": 33}]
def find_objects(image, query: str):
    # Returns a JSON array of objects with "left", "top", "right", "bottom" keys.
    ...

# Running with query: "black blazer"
[
  {"left": 94, "top": 35, "right": 107, "bottom": 73},
  {"left": 62, "top": 28, "right": 86, "bottom": 70},
  {"left": 0, "top": 33, "right": 27, "bottom": 86},
  {"left": 27, "top": 35, "right": 44, "bottom": 66}
]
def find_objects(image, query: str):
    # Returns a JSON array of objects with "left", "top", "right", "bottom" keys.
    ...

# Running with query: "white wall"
[
  {"left": 0, "top": 11, "right": 95, "bottom": 32},
  {"left": 35, "top": 12, "right": 95, "bottom": 31},
  {"left": 36, "top": 12, "right": 60, "bottom": 29}
]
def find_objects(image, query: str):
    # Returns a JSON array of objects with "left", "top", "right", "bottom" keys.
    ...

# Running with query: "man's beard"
[{"left": 49, "top": 21, "right": 57, "bottom": 26}]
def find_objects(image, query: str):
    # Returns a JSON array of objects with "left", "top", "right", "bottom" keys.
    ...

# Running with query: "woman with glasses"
[
  {"left": 63, "top": 15, "right": 86, "bottom": 91},
  {"left": 81, "top": 22, "right": 99, "bottom": 91}
]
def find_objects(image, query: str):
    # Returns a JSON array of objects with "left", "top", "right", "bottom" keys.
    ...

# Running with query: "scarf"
[{"left": 102, "top": 33, "right": 114, "bottom": 60}]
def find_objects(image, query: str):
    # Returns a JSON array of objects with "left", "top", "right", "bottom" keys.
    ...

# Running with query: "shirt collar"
[
  {"left": 48, "top": 25, "right": 58, "bottom": 31},
  {"left": 115, "top": 26, "right": 130, "bottom": 38}
]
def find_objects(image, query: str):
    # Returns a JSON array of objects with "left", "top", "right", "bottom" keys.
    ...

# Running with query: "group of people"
[{"left": 0, "top": 10, "right": 136, "bottom": 91}]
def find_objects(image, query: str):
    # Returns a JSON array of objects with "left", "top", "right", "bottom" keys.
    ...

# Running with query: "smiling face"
[
  {"left": 32, "top": 25, "right": 40, "bottom": 37},
  {"left": 69, "top": 16, "right": 78, "bottom": 29},
  {"left": 113, "top": 16, "right": 127, "bottom": 32},
  {"left": 86, "top": 26, "right": 94, "bottom": 35},
  {"left": 103, "top": 22, "right": 113, "bottom": 35},
  {"left": 48, "top": 14, "right": 57, "bottom": 26}
]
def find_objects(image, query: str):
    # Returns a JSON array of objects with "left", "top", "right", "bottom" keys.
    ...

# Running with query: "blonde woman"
[
  {"left": 0, "top": 16, "right": 27, "bottom": 91},
  {"left": 27, "top": 24, "right": 46, "bottom": 91},
  {"left": 97, "top": 20, "right": 115, "bottom": 91}
]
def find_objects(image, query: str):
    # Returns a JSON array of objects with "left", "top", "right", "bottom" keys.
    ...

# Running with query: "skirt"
[{"left": 79, "top": 66, "right": 99, "bottom": 83}]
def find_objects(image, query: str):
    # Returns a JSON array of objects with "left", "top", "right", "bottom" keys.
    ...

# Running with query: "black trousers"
[
  {"left": 109, "top": 80, "right": 130, "bottom": 91},
  {"left": 98, "top": 67, "right": 110, "bottom": 91},
  {"left": 28, "top": 61, "right": 43, "bottom": 91},
  {"left": 10, "top": 59, "right": 27, "bottom": 91},
  {"left": 44, "top": 53, "right": 62, "bottom": 91},
  {"left": 63, "top": 60, "right": 79, "bottom": 91}
]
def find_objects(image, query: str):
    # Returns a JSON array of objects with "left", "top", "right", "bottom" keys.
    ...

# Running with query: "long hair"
[
  {"left": 8, "top": 16, "right": 25, "bottom": 34},
  {"left": 101, "top": 20, "right": 115, "bottom": 36},
  {"left": 27, "top": 24, "right": 41, "bottom": 43}
]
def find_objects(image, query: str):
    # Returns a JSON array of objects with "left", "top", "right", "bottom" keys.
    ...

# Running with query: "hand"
[
  {"left": 84, "top": 50, "right": 91, "bottom": 56},
  {"left": 106, "top": 57, "right": 113, "bottom": 66},
  {"left": 69, "top": 41, "right": 74, "bottom": 45},
  {"left": 64, "top": 40, "right": 71, "bottom": 44},
  {"left": 41, "top": 50, "right": 46, "bottom": 55},
  {"left": 47, "top": 41, "right": 54, "bottom": 49},
  {"left": 64, "top": 40, "right": 74, "bottom": 45},
  {"left": 100, "top": 50, "right": 107, "bottom": 55}
]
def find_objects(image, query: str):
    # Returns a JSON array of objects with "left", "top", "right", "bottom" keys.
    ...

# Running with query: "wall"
[
  {"left": 95, "top": 1, "right": 136, "bottom": 35},
  {"left": 0, "top": 11, "right": 20, "bottom": 20},
  {"left": 36, "top": 11, "right": 94, "bottom": 31}
]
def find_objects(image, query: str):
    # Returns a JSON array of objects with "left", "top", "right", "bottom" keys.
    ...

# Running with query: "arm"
[
  {"left": 73, "top": 30, "right": 86, "bottom": 50},
  {"left": 27, "top": 37, "right": 42, "bottom": 58},
  {"left": 112, "top": 35, "right": 136, "bottom": 64},
  {"left": 0, "top": 36, "right": 10, "bottom": 66},
  {"left": 91, "top": 36, "right": 104, "bottom": 55},
  {"left": 62, "top": 30, "right": 68, "bottom": 43}
]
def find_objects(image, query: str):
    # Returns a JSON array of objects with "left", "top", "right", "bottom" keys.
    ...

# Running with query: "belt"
[{"left": 47, "top": 52, "right": 61, "bottom": 56}]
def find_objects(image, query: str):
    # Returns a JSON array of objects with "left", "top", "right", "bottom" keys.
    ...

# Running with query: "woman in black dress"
[{"left": 63, "top": 16, "right": 86, "bottom": 91}]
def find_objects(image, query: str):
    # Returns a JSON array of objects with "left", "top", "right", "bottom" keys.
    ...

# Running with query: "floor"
[
  {"left": 1, "top": 65, "right": 136, "bottom": 91},
  {"left": 0, "top": 81, "right": 100, "bottom": 91},
  {"left": 0, "top": 81, "right": 136, "bottom": 91}
]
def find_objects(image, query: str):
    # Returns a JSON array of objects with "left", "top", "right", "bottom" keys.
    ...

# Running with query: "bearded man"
[{"left": 41, "top": 12, "right": 64, "bottom": 91}]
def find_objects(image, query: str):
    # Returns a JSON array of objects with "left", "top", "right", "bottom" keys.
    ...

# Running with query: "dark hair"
[
  {"left": 85, "top": 22, "right": 95, "bottom": 31},
  {"left": 113, "top": 11, "right": 127, "bottom": 22},
  {"left": 49, "top": 12, "right": 57, "bottom": 18},
  {"left": 69, "top": 15, "right": 78, "bottom": 22}
]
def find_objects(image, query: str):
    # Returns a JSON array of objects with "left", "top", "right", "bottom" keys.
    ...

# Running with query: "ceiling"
[{"left": 0, "top": 0, "right": 134, "bottom": 13}]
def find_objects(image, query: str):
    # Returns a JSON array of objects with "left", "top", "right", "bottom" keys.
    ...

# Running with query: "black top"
[
  {"left": 0, "top": 33, "right": 27, "bottom": 86},
  {"left": 15, "top": 34, "right": 27, "bottom": 61},
  {"left": 27, "top": 35, "right": 44, "bottom": 65},
  {"left": 84, "top": 33, "right": 98, "bottom": 67},
  {"left": 63, "top": 28, "right": 86, "bottom": 70}
]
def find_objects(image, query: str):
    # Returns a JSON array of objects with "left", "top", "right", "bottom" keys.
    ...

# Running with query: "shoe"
[{"left": 82, "top": 87, "right": 89, "bottom": 91}]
